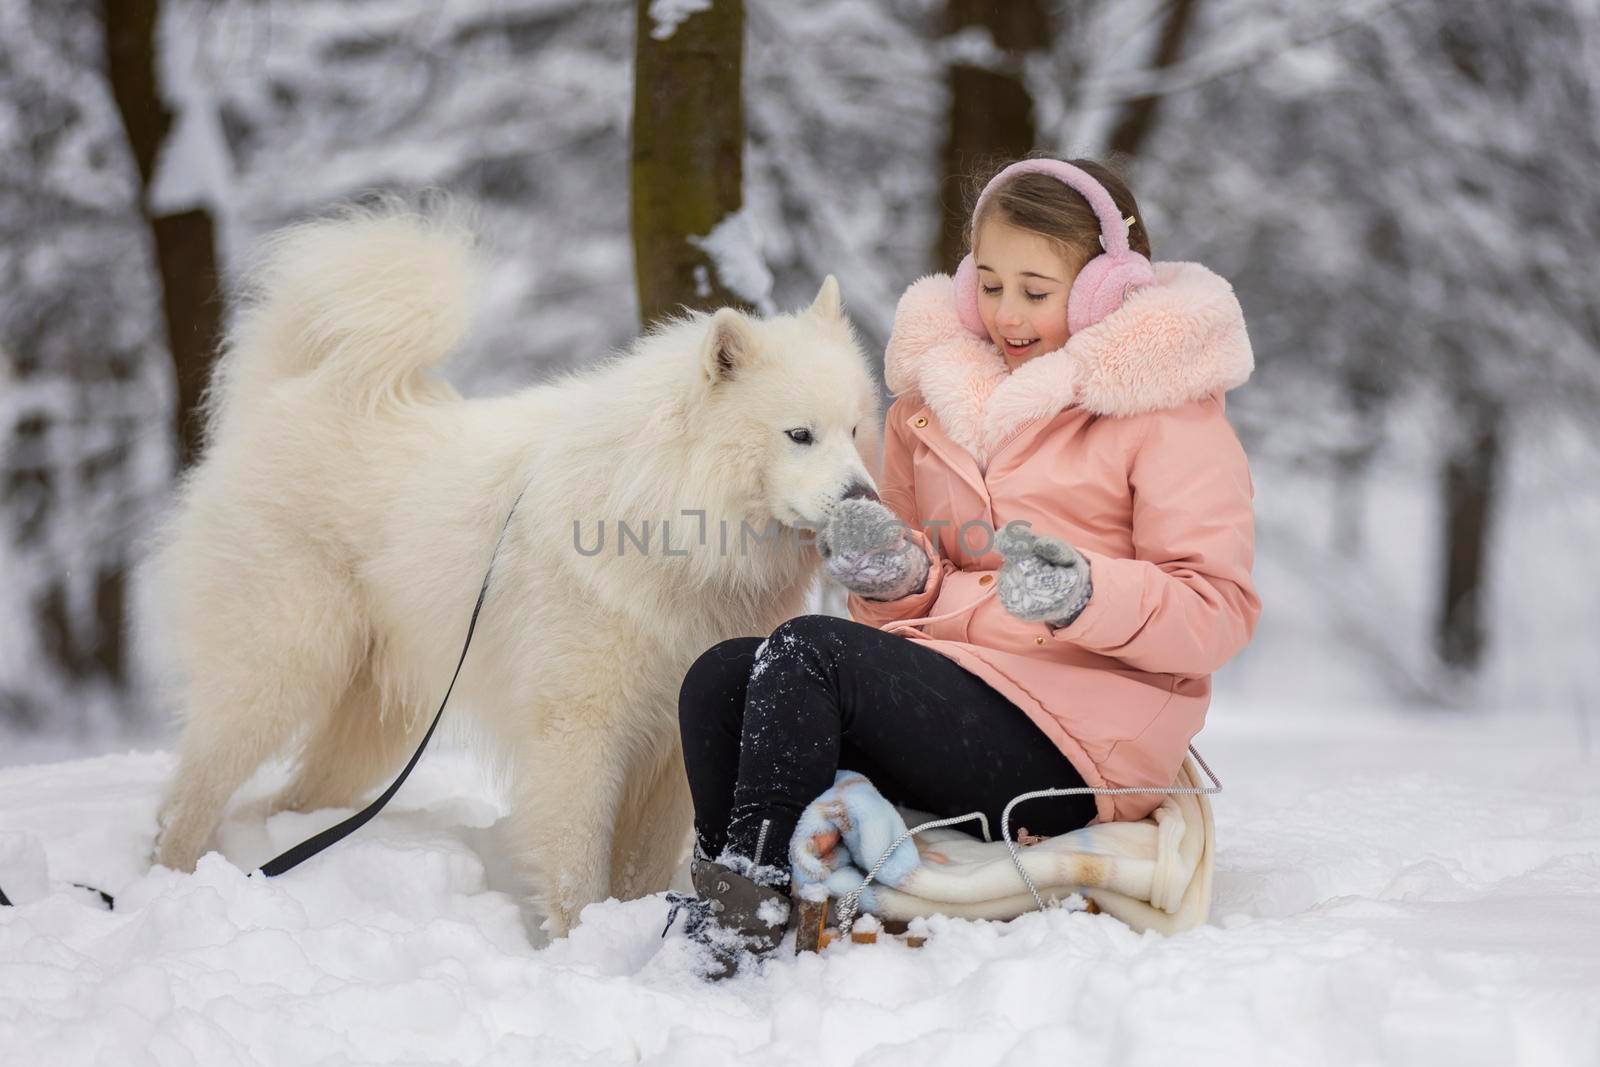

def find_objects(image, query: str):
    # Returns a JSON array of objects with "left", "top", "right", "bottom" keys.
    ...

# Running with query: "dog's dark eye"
[
  {"left": 851, "top": 425, "right": 857, "bottom": 439},
  {"left": 785, "top": 428, "right": 814, "bottom": 445}
]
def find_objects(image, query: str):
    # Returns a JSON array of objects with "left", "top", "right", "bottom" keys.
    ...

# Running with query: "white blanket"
[{"left": 789, "top": 758, "right": 1215, "bottom": 934}]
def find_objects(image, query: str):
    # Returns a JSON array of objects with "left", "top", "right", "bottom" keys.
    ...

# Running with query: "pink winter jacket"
[{"left": 848, "top": 264, "right": 1260, "bottom": 824}]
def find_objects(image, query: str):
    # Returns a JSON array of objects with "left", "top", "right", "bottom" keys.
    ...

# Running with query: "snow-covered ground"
[{"left": 2, "top": 704, "right": 1596, "bottom": 1066}]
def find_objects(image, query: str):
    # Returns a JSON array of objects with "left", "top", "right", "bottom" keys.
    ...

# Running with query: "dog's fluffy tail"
[{"left": 206, "top": 199, "right": 481, "bottom": 430}]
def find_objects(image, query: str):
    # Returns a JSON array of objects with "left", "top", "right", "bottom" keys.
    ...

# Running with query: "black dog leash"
[
  {"left": 0, "top": 881, "right": 107, "bottom": 909},
  {"left": 1, "top": 488, "right": 525, "bottom": 910},
  {"left": 256, "top": 532, "right": 502, "bottom": 878}
]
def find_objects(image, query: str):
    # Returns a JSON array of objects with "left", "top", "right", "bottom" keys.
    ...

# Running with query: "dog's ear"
[
  {"left": 701, "top": 307, "right": 759, "bottom": 384},
  {"left": 809, "top": 275, "right": 844, "bottom": 322}
]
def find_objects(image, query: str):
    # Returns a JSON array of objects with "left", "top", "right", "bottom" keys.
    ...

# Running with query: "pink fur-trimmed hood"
[{"left": 884, "top": 262, "right": 1253, "bottom": 466}]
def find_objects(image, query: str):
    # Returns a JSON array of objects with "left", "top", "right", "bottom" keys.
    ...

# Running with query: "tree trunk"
[
  {"left": 630, "top": 0, "right": 747, "bottom": 328},
  {"left": 1105, "top": 0, "right": 1201, "bottom": 161},
  {"left": 102, "top": 0, "right": 223, "bottom": 470},
  {"left": 1436, "top": 392, "right": 1503, "bottom": 671},
  {"left": 1330, "top": 354, "right": 1389, "bottom": 557},
  {"left": 936, "top": 0, "right": 1053, "bottom": 273}
]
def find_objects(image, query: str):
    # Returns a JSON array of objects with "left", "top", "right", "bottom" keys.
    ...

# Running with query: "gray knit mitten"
[
  {"left": 819, "top": 498, "right": 930, "bottom": 602},
  {"left": 995, "top": 524, "right": 1093, "bottom": 629}
]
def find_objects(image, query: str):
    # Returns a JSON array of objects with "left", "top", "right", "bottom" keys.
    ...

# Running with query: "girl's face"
[{"left": 974, "top": 218, "right": 1081, "bottom": 370}]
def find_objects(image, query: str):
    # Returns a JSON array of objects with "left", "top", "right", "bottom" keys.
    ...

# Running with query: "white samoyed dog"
[{"left": 147, "top": 203, "right": 883, "bottom": 934}]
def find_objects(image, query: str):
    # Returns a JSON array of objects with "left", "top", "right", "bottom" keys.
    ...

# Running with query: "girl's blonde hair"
[{"left": 966, "top": 157, "right": 1152, "bottom": 270}]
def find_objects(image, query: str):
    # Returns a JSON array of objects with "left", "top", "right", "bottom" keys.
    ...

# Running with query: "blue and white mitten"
[{"left": 995, "top": 524, "right": 1093, "bottom": 629}]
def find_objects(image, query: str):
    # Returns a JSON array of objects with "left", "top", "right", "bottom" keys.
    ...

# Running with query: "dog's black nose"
[{"left": 842, "top": 483, "right": 880, "bottom": 504}]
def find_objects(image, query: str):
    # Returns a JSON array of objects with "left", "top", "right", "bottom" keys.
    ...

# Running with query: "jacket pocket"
[
  {"left": 1108, "top": 672, "right": 1181, "bottom": 744},
  {"left": 966, "top": 578, "right": 1053, "bottom": 656},
  {"left": 1101, "top": 675, "right": 1188, "bottom": 791},
  {"left": 921, "top": 568, "right": 995, "bottom": 642}
]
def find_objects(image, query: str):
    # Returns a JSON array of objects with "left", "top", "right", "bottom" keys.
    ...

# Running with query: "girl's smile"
[{"left": 974, "top": 219, "right": 1082, "bottom": 371}]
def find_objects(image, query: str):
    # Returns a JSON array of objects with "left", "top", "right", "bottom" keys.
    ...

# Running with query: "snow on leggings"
[{"left": 677, "top": 612, "right": 1096, "bottom": 868}]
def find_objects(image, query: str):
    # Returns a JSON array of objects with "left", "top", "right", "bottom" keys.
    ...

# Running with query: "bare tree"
[
  {"left": 935, "top": 0, "right": 1053, "bottom": 272},
  {"left": 1438, "top": 386, "right": 1503, "bottom": 668},
  {"left": 0, "top": 2, "right": 182, "bottom": 731},
  {"left": 102, "top": 0, "right": 222, "bottom": 469},
  {"left": 1114, "top": 0, "right": 1600, "bottom": 681},
  {"left": 630, "top": 0, "right": 748, "bottom": 327},
  {"left": 1104, "top": 0, "right": 1201, "bottom": 161}
]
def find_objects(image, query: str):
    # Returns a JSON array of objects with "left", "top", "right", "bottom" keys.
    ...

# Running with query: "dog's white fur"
[{"left": 147, "top": 203, "right": 882, "bottom": 934}]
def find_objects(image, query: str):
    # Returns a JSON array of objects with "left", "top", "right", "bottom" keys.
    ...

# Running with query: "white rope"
[
  {"left": 835, "top": 810, "right": 991, "bottom": 935},
  {"left": 834, "top": 745, "right": 1221, "bottom": 932},
  {"left": 1000, "top": 744, "right": 1221, "bottom": 913}
]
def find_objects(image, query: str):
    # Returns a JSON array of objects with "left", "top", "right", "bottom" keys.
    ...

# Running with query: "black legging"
[{"left": 677, "top": 613, "right": 1095, "bottom": 868}]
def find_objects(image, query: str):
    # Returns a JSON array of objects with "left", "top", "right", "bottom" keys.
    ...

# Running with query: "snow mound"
[{"left": 2, "top": 710, "right": 1598, "bottom": 1065}]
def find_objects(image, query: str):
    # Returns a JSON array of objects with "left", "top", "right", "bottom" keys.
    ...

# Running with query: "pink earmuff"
[{"left": 955, "top": 159, "right": 1155, "bottom": 340}]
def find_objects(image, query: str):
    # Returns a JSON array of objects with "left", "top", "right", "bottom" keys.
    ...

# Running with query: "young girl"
[{"left": 673, "top": 157, "right": 1259, "bottom": 978}]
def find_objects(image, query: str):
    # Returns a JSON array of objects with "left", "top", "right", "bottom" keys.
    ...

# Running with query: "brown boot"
[{"left": 680, "top": 858, "right": 792, "bottom": 980}]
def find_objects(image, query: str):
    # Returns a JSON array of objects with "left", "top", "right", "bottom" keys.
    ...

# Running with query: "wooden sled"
[{"left": 793, "top": 893, "right": 1099, "bottom": 953}]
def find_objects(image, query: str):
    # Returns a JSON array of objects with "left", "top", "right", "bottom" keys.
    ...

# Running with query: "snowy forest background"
[{"left": 2, "top": 0, "right": 1597, "bottom": 757}]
